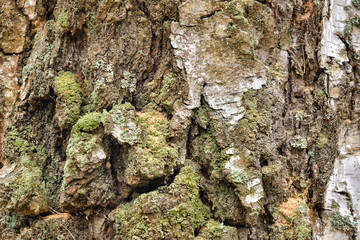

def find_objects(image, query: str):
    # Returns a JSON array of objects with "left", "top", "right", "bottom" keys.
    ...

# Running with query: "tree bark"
[{"left": 0, "top": 0, "right": 359, "bottom": 239}]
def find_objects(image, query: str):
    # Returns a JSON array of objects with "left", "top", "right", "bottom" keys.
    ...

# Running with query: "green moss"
[
  {"left": 66, "top": 131, "right": 98, "bottom": 160},
  {"left": 53, "top": 71, "right": 83, "bottom": 129},
  {"left": 294, "top": 225, "right": 311, "bottom": 240},
  {"left": 73, "top": 112, "right": 102, "bottom": 133},
  {"left": 58, "top": 8, "right": 69, "bottom": 28},
  {"left": 315, "top": 133, "right": 328, "bottom": 148},
  {"left": 9, "top": 160, "right": 48, "bottom": 215},
  {"left": 331, "top": 200, "right": 340, "bottom": 209},
  {"left": 112, "top": 164, "right": 210, "bottom": 239},
  {"left": 330, "top": 211, "right": 357, "bottom": 233},
  {"left": 195, "top": 105, "right": 211, "bottom": 129},
  {"left": 77, "top": 189, "right": 87, "bottom": 195}
]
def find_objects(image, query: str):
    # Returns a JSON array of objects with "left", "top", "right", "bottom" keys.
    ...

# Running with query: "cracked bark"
[{"left": 1, "top": 0, "right": 360, "bottom": 239}]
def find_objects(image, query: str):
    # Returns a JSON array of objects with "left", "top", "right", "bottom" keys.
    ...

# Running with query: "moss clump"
[
  {"left": 330, "top": 211, "right": 357, "bottom": 233},
  {"left": 195, "top": 104, "right": 211, "bottom": 129},
  {"left": 60, "top": 128, "right": 114, "bottom": 211},
  {"left": 112, "top": 164, "right": 210, "bottom": 239},
  {"left": 0, "top": 210, "right": 23, "bottom": 233},
  {"left": 73, "top": 112, "right": 102, "bottom": 133},
  {"left": 315, "top": 133, "right": 328, "bottom": 149},
  {"left": 58, "top": 8, "right": 69, "bottom": 28},
  {"left": 53, "top": 71, "right": 83, "bottom": 129}
]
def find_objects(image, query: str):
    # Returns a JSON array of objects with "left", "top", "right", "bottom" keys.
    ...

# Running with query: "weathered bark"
[{"left": 0, "top": 0, "right": 359, "bottom": 239}]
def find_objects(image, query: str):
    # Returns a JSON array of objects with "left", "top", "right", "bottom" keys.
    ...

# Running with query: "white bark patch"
[
  {"left": 245, "top": 178, "right": 264, "bottom": 204},
  {"left": 319, "top": 0, "right": 350, "bottom": 64},
  {"left": 322, "top": 123, "right": 360, "bottom": 239},
  {"left": 170, "top": 17, "right": 267, "bottom": 124}
]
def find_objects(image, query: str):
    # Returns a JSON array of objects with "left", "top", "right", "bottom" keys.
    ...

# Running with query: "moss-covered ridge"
[
  {"left": 53, "top": 71, "right": 83, "bottom": 129},
  {"left": 111, "top": 163, "right": 238, "bottom": 239}
]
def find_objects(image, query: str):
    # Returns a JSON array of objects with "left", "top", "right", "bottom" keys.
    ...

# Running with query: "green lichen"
[
  {"left": 331, "top": 200, "right": 340, "bottom": 209},
  {"left": 315, "top": 133, "right": 328, "bottom": 149},
  {"left": 121, "top": 70, "right": 137, "bottom": 92},
  {"left": 195, "top": 105, "right": 211, "bottom": 129},
  {"left": 73, "top": 112, "right": 102, "bottom": 133},
  {"left": 195, "top": 220, "right": 236, "bottom": 240},
  {"left": 353, "top": 0, "right": 360, "bottom": 9},
  {"left": 8, "top": 127, "right": 29, "bottom": 156},
  {"left": 273, "top": 199, "right": 312, "bottom": 240},
  {"left": 58, "top": 8, "right": 69, "bottom": 28},
  {"left": 230, "top": 168, "right": 248, "bottom": 184},
  {"left": 53, "top": 71, "right": 83, "bottom": 129},
  {"left": 291, "top": 135, "right": 308, "bottom": 149},
  {"left": 1, "top": 210, "right": 23, "bottom": 233},
  {"left": 330, "top": 211, "right": 357, "bottom": 233},
  {"left": 344, "top": 14, "right": 360, "bottom": 37},
  {"left": 107, "top": 103, "right": 140, "bottom": 145}
]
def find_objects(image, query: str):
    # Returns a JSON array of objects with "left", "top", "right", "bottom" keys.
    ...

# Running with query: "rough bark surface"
[{"left": 1, "top": 0, "right": 360, "bottom": 239}]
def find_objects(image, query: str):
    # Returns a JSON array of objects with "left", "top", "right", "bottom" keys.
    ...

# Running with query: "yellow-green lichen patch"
[
  {"left": 112, "top": 164, "right": 211, "bottom": 239},
  {"left": 53, "top": 71, "right": 83, "bottom": 129},
  {"left": 125, "top": 110, "right": 178, "bottom": 187}
]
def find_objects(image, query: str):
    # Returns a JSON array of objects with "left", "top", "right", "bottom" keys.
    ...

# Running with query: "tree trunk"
[{"left": 0, "top": 0, "right": 359, "bottom": 239}]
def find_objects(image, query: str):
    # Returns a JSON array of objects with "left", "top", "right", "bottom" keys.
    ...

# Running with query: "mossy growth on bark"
[
  {"left": 53, "top": 71, "right": 83, "bottom": 129},
  {"left": 124, "top": 109, "right": 178, "bottom": 187},
  {"left": 111, "top": 164, "right": 211, "bottom": 239},
  {"left": 72, "top": 112, "right": 102, "bottom": 133},
  {"left": 8, "top": 161, "right": 48, "bottom": 216},
  {"left": 58, "top": 8, "right": 69, "bottom": 28},
  {"left": 330, "top": 211, "right": 357, "bottom": 233}
]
